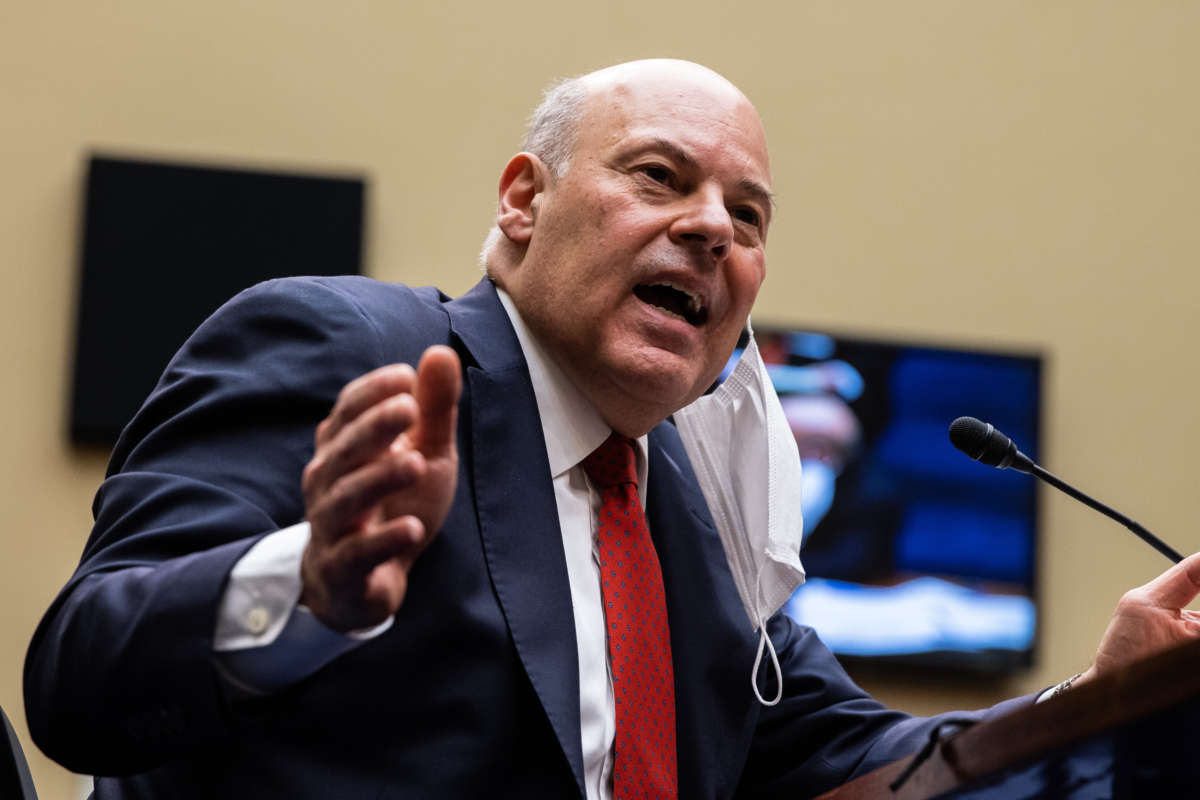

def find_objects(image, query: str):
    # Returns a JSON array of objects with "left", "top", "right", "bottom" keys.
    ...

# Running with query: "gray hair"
[
  {"left": 481, "top": 74, "right": 591, "bottom": 272},
  {"left": 521, "top": 76, "right": 590, "bottom": 178}
]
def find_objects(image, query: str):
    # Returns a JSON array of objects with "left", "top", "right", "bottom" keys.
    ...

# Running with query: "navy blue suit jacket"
[{"left": 26, "top": 277, "right": 1028, "bottom": 798}]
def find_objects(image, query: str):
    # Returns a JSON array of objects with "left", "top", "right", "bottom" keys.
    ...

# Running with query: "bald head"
[
  {"left": 520, "top": 59, "right": 764, "bottom": 182},
  {"left": 581, "top": 59, "right": 749, "bottom": 100}
]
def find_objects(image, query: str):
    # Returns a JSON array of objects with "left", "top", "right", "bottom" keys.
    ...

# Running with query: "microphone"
[
  {"left": 949, "top": 416, "right": 1183, "bottom": 564},
  {"left": 948, "top": 417, "right": 1035, "bottom": 473}
]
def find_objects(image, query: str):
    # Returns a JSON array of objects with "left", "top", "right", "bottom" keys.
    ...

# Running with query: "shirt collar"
[{"left": 496, "top": 287, "right": 648, "bottom": 484}]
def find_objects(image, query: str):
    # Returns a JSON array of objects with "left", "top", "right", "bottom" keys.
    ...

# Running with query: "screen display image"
[{"left": 726, "top": 328, "right": 1042, "bottom": 673}]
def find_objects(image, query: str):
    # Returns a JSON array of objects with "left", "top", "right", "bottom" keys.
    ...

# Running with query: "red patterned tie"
[{"left": 582, "top": 433, "right": 678, "bottom": 799}]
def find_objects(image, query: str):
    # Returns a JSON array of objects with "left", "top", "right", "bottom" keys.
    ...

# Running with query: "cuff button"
[{"left": 246, "top": 606, "right": 271, "bottom": 635}]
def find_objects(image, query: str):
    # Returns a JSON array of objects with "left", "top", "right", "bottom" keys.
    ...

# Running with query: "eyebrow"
[
  {"left": 624, "top": 137, "right": 776, "bottom": 224},
  {"left": 738, "top": 178, "right": 776, "bottom": 225}
]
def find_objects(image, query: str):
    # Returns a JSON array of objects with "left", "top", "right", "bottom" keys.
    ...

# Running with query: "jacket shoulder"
[{"left": 227, "top": 275, "right": 449, "bottom": 331}]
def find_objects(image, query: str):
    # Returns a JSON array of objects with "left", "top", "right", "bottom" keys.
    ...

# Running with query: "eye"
[
  {"left": 732, "top": 206, "right": 761, "bottom": 227},
  {"left": 638, "top": 164, "right": 675, "bottom": 186}
]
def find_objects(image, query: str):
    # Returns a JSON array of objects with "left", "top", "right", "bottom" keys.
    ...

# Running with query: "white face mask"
[{"left": 673, "top": 324, "right": 806, "bottom": 706}]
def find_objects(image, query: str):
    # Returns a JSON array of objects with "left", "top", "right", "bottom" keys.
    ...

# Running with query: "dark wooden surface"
[{"left": 816, "top": 637, "right": 1200, "bottom": 800}]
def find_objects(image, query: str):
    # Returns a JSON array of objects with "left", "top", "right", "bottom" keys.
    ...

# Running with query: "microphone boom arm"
[{"left": 1030, "top": 464, "right": 1183, "bottom": 564}]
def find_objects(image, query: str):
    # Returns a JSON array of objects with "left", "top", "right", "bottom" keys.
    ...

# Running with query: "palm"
[{"left": 380, "top": 429, "right": 458, "bottom": 537}]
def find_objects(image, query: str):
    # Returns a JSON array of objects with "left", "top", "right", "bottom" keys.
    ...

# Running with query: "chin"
[{"left": 612, "top": 355, "right": 705, "bottom": 415}]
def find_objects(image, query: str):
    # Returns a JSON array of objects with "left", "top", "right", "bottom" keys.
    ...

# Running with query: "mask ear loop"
[
  {"left": 746, "top": 317, "right": 784, "bottom": 707},
  {"left": 750, "top": 563, "right": 783, "bottom": 706}
]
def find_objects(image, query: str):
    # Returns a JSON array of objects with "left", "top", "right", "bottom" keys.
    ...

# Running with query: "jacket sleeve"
[
  {"left": 24, "top": 277, "right": 392, "bottom": 775},
  {"left": 734, "top": 614, "right": 1034, "bottom": 797}
]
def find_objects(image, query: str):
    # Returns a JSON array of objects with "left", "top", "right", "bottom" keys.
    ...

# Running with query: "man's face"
[{"left": 504, "top": 63, "right": 772, "bottom": 435}]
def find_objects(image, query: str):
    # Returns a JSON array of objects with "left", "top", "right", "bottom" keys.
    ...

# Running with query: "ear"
[{"left": 496, "top": 153, "right": 547, "bottom": 246}]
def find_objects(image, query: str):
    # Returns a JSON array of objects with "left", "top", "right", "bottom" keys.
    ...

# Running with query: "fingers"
[
  {"left": 302, "top": 516, "right": 431, "bottom": 631},
  {"left": 308, "top": 349, "right": 462, "bottom": 497},
  {"left": 336, "top": 516, "right": 429, "bottom": 584},
  {"left": 305, "top": 392, "right": 420, "bottom": 500},
  {"left": 305, "top": 348, "right": 463, "bottom": 539},
  {"left": 307, "top": 449, "right": 426, "bottom": 540},
  {"left": 1137, "top": 551, "right": 1200, "bottom": 610},
  {"left": 317, "top": 363, "right": 417, "bottom": 448},
  {"left": 410, "top": 346, "right": 463, "bottom": 456}
]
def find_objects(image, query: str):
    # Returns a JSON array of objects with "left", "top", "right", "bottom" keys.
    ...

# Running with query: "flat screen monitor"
[
  {"left": 725, "top": 327, "right": 1042, "bottom": 673},
  {"left": 70, "top": 155, "right": 365, "bottom": 446}
]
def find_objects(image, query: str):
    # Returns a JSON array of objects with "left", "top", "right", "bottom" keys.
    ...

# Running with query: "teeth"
[
  {"left": 652, "top": 281, "right": 703, "bottom": 314},
  {"left": 656, "top": 306, "right": 686, "bottom": 322}
]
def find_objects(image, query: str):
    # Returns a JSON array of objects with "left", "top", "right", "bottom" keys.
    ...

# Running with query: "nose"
[{"left": 669, "top": 184, "right": 733, "bottom": 263}]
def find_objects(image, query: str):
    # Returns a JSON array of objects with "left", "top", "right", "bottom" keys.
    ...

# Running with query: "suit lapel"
[
  {"left": 446, "top": 280, "right": 586, "bottom": 797},
  {"left": 647, "top": 426, "right": 762, "bottom": 799},
  {"left": 443, "top": 279, "right": 760, "bottom": 797}
]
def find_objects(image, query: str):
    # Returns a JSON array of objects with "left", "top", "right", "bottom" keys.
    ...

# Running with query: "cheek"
[
  {"left": 697, "top": 322, "right": 744, "bottom": 384},
  {"left": 736, "top": 256, "right": 767, "bottom": 299},
  {"left": 722, "top": 261, "right": 765, "bottom": 330}
]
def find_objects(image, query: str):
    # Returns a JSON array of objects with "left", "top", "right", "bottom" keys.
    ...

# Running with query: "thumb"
[
  {"left": 412, "top": 345, "right": 462, "bottom": 455},
  {"left": 1140, "top": 551, "right": 1200, "bottom": 610}
]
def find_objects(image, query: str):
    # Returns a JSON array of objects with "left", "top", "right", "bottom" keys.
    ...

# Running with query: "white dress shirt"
[{"left": 213, "top": 288, "right": 644, "bottom": 800}]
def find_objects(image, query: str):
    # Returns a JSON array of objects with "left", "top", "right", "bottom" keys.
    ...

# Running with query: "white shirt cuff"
[
  {"left": 213, "top": 521, "right": 392, "bottom": 692},
  {"left": 1035, "top": 672, "right": 1084, "bottom": 704}
]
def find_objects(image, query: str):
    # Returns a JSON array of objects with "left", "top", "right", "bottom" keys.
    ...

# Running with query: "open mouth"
[{"left": 633, "top": 282, "right": 708, "bottom": 327}]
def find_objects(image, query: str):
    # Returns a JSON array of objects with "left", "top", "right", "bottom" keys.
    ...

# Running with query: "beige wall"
[{"left": 4, "top": 2, "right": 1198, "bottom": 795}]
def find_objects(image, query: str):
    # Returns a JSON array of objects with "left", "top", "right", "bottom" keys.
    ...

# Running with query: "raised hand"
[
  {"left": 299, "top": 346, "right": 462, "bottom": 632},
  {"left": 1078, "top": 551, "right": 1200, "bottom": 686}
]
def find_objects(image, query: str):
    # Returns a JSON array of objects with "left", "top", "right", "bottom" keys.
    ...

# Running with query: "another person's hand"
[
  {"left": 1076, "top": 551, "right": 1200, "bottom": 687},
  {"left": 299, "top": 346, "right": 462, "bottom": 632}
]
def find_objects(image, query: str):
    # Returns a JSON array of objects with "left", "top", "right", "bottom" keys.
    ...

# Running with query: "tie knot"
[{"left": 582, "top": 433, "right": 638, "bottom": 490}]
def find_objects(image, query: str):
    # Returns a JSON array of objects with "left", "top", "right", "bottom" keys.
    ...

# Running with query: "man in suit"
[{"left": 26, "top": 59, "right": 1200, "bottom": 798}]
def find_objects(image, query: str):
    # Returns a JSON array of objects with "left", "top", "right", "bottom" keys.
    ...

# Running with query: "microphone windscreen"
[
  {"left": 949, "top": 415, "right": 1020, "bottom": 468},
  {"left": 949, "top": 416, "right": 990, "bottom": 459}
]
